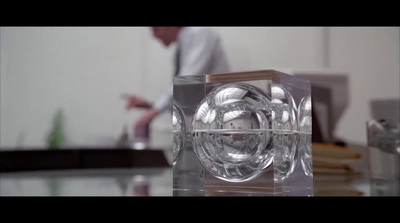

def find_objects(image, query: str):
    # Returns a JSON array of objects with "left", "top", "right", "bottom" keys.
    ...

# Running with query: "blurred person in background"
[{"left": 122, "top": 27, "right": 231, "bottom": 131}]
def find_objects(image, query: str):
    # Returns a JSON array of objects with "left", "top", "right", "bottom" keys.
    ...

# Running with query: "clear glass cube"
[{"left": 173, "top": 70, "right": 313, "bottom": 196}]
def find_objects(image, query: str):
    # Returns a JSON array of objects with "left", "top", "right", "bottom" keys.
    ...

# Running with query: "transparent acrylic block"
[
  {"left": 173, "top": 70, "right": 313, "bottom": 196},
  {"left": 367, "top": 119, "right": 400, "bottom": 196}
]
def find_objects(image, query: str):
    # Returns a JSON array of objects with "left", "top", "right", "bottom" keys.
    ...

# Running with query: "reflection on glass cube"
[
  {"left": 173, "top": 70, "right": 313, "bottom": 196},
  {"left": 192, "top": 83, "right": 274, "bottom": 183},
  {"left": 172, "top": 99, "right": 186, "bottom": 166}
]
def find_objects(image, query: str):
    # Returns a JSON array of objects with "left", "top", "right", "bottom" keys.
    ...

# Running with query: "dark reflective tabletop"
[{"left": 2, "top": 167, "right": 396, "bottom": 196}]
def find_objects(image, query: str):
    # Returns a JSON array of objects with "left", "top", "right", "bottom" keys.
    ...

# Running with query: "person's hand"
[
  {"left": 121, "top": 94, "right": 152, "bottom": 110},
  {"left": 133, "top": 108, "right": 161, "bottom": 129}
]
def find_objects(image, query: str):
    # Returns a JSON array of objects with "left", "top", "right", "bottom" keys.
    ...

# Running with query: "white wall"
[
  {"left": 1, "top": 27, "right": 151, "bottom": 148},
  {"left": 329, "top": 27, "right": 400, "bottom": 144},
  {"left": 215, "top": 27, "right": 327, "bottom": 71},
  {"left": 1, "top": 27, "right": 398, "bottom": 149}
]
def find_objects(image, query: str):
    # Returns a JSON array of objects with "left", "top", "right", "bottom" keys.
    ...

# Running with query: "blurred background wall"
[{"left": 1, "top": 27, "right": 399, "bottom": 149}]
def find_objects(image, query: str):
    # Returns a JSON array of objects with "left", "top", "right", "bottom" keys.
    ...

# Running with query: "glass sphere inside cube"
[
  {"left": 270, "top": 83, "right": 299, "bottom": 182},
  {"left": 192, "top": 83, "right": 274, "bottom": 182},
  {"left": 172, "top": 100, "right": 186, "bottom": 165}
]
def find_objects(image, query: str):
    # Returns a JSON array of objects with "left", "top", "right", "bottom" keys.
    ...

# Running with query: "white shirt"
[{"left": 152, "top": 27, "right": 231, "bottom": 112}]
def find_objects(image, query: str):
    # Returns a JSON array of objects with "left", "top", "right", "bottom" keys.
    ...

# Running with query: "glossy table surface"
[{"left": 2, "top": 167, "right": 396, "bottom": 196}]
